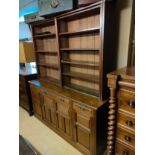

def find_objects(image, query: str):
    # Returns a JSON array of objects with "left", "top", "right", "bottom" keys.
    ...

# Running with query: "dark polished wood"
[
  {"left": 29, "top": 80, "right": 108, "bottom": 155},
  {"left": 29, "top": 1, "right": 116, "bottom": 155},
  {"left": 106, "top": 67, "right": 135, "bottom": 155},
  {"left": 19, "top": 64, "right": 37, "bottom": 115}
]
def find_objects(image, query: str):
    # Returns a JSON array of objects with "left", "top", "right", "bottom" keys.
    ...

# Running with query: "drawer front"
[
  {"left": 77, "top": 114, "right": 90, "bottom": 129},
  {"left": 57, "top": 96, "right": 70, "bottom": 104},
  {"left": 117, "top": 112, "right": 135, "bottom": 131},
  {"left": 43, "top": 94, "right": 56, "bottom": 110},
  {"left": 73, "top": 102, "right": 93, "bottom": 118},
  {"left": 57, "top": 96, "right": 71, "bottom": 116},
  {"left": 118, "top": 91, "right": 135, "bottom": 114},
  {"left": 115, "top": 141, "right": 135, "bottom": 155},
  {"left": 116, "top": 127, "right": 135, "bottom": 148}
]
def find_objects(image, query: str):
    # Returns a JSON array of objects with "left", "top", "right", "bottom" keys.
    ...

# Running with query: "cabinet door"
[
  {"left": 33, "top": 96, "right": 43, "bottom": 119},
  {"left": 42, "top": 93, "right": 57, "bottom": 128},
  {"left": 73, "top": 103, "right": 95, "bottom": 155},
  {"left": 56, "top": 96, "right": 72, "bottom": 139},
  {"left": 30, "top": 85, "right": 43, "bottom": 119}
]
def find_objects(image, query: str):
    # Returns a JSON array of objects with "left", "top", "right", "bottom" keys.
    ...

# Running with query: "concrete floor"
[{"left": 19, "top": 107, "right": 82, "bottom": 155}]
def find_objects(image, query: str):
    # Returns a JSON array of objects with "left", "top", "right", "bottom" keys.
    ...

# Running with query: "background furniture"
[
  {"left": 19, "top": 41, "right": 36, "bottom": 64},
  {"left": 19, "top": 64, "right": 37, "bottom": 115},
  {"left": 29, "top": 1, "right": 116, "bottom": 155},
  {"left": 106, "top": 67, "right": 135, "bottom": 155}
]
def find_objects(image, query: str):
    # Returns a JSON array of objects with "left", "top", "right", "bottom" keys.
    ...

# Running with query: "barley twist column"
[{"left": 106, "top": 74, "right": 118, "bottom": 155}]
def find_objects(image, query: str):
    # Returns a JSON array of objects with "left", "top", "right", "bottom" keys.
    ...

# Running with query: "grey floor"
[{"left": 19, "top": 107, "right": 82, "bottom": 155}]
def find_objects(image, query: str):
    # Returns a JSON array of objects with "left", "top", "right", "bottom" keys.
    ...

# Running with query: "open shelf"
[
  {"left": 59, "top": 27, "right": 99, "bottom": 36},
  {"left": 63, "top": 72, "right": 99, "bottom": 83},
  {"left": 38, "top": 63, "right": 59, "bottom": 70},
  {"left": 36, "top": 51, "right": 58, "bottom": 55},
  {"left": 61, "top": 60, "right": 99, "bottom": 67},
  {"left": 34, "top": 33, "right": 56, "bottom": 38},
  {"left": 60, "top": 48, "right": 99, "bottom": 51},
  {"left": 64, "top": 84, "right": 99, "bottom": 97},
  {"left": 40, "top": 77, "right": 60, "bottom": 86}
]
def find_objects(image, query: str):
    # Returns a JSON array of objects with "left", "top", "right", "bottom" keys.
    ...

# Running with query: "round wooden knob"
[
  {"left": 123, "top": 150, "right": 129, "bottom": 155},
  {"left": 126, "top": 120, "right": 133, "bottom": 126},
  {"left": 124, "top": 135, "right": 131, "bottom": 142}
]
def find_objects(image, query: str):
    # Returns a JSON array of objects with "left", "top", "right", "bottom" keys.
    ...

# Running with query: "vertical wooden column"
[{"left": 106, "top": 74, "right": 118, "bottom": 155}]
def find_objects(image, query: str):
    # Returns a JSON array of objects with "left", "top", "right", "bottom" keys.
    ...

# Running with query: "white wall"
[{"left": 115, "top": 0, "right": 133, "bottom": 69}]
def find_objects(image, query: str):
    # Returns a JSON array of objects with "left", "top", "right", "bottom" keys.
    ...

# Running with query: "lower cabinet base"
[
  {"left": 29, "top": 81, "right": 108, "bottom": 155},
  {"left": 35, "top": 112, "right": 107, "bottom": 155}
]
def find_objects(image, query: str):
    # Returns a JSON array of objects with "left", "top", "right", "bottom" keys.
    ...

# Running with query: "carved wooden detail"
[{"left": 106, "top": 76, "right": 118, "bottom": 155}]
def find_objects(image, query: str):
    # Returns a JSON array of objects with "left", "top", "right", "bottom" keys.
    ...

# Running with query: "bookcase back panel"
[
  {"left": 70, "top": 66, "right": 99, "bottom": 76},
  {"left": 70, "top": 79, "right": 99, "bottom": 90},
  {"left": 36, "top": 38, "right": 57, "bottom": 51},
  {"left": 46, "top": 69, "right": 60, "bottom": 79},
  {"left": 67, "top": 33, "right": 100, "bottom": 49},
  {"left": 38, "top": 55, "right": 58, "bottom": 64},
  {"left": 34, "top": 25, "right": 55, "bottom": 34},
  {"left": 39, "top": 66, "right": 60, "bottom": 80},
  {"left": 68, "top": 51, "right": 99, "bottom": 63},
  {"left": 59, "top": 14, "right": 100, "bottom": 33}
]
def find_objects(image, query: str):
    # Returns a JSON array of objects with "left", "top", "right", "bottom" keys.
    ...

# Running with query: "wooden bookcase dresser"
[
  {"left": 29, "top": 1, "right": 116, "bottom": 155},
  {"left": 106, "top": 67, "right": 135, "bottom": 155}
]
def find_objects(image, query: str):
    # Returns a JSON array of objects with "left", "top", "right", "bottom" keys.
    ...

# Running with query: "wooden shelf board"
[
  {"left": 60, "top": 48, "right": 99, "bottom": 51},
  {"left": 63, "top": 72, "right": 99, "bottom": 83},
  {"left": 59, "top": 27, "right": 99, "bottom": 36},
  {"left": 38, "top": 63, "right": 59, "bottom": 70},
  {"left": 36, "top": 51, "right": 58, "bottom": 55},
  {"left": 61, "top": 60, "right": 99, "bottom": 67},
  {"left": 34, "top": 33, "right": 56, "bottom": 38},
  {"left": 64, "top": 84, "right": 99, "bottom": 97}
]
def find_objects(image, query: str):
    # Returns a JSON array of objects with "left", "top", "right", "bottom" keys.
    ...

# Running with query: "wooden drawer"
[
  {"left": 77, "top": 113, "right": 90, "bottom": 129},
  {"left": 73, "top": 102, "right": 93, "bottom": 118},
  {"left": 57, "top": 96, "right": 71, "bottom": 116},
  {"left": 116, "top": 127, "right": 135, "bottom": 148},
  {"left": 57, "top": 96, "right": 70, "bottom": 104},
  {"left": 117, "top": 111, "right": 135, "bottom": 131},
  {"left": 118, "top": 91, "right": 135, "bottom": 114},
  {"left": 42, "top": 93, "right": 56, "bottom": 110},
  {"left": 115, "top": 141, "right": 135, "bottom": 155}
]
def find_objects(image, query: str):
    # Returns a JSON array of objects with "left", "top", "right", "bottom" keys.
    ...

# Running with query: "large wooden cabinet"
[
  {"left": 29, "top": 1, "right": 116, "bottom": 155},
  {"left": 106, "top": 67, "right": 135, "bottom": 155}
]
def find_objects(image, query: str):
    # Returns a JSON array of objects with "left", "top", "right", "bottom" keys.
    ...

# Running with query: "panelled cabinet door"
[
  {"left": 73, "top": 103, "right": 95, "bottom": 155},
  {"left": 41, "top": 93, "right": 57, "bottom": 128},
  {"left": 33, "top": 98, "right": 43, "bottom": 119},
  {"left": 56, "top": 96, "right": 72, "bottom": 139},
  {"left": 31, "top": 86, "right": 43, "bottom": 119}
]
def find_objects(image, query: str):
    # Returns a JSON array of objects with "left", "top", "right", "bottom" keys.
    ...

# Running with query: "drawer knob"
[
  {"left": 124, "top": 135, "right": 131, "bottom": 142},
  {"left": 126, "top": 120, "right": 133, "bottom": 126},
  {"left": 123, "top": 150, "right": 129, "bottom": 155},
  {"left": 128, "top": 100, "right": 135, "bottom": 108},
  {"left": 80, "top": 107, "right": 84, "bottom": 110}
]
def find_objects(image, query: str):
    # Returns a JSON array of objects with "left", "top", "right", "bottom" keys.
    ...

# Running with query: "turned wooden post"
[{"left": 106, "top": 74, "right": 118, "bottom": 155}]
